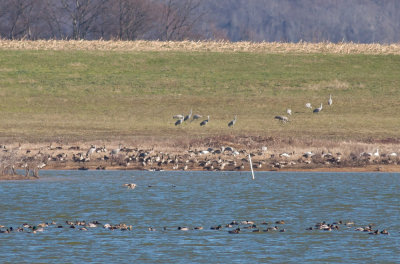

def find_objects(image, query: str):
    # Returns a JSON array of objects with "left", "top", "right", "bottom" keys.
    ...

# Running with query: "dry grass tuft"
[{"left": 1, "top": 40, "right": 400, "bottom": 54}]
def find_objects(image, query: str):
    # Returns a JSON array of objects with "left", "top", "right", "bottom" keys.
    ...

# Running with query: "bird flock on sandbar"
[{"left": 173, "top": 94, "right": 333, "bottom": 127}]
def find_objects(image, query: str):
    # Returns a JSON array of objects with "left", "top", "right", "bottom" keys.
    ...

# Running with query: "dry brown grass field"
[
  {"left": 1, "top": 40, "right": 400, "bottom": 54},
  {"left": 0, "top": 40, "right": 400, "bottom": 156}
]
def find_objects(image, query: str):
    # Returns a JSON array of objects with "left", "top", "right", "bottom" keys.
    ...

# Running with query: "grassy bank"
[{"left": 0, "top": 41, "right": 399, "bottom": 145}]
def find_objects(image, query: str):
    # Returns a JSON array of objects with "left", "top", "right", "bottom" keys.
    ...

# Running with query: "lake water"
[{"left": 0, "top": 171, "right": 399, "bottom": 263}]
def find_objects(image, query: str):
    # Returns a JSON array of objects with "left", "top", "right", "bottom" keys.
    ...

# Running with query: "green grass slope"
[{"left": 0, "top": 49, "right": 399, "bottom": 143}]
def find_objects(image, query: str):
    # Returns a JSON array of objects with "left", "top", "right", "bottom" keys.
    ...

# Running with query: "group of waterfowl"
[
  {"left": 306, "top": 220, "right": 390, "bottom": 235},
  {"left": 6, "top": 141, "right": 399, "bottom": 173},
  {"left": 0, "top": 219, "right": 392, "bottom": 236}
]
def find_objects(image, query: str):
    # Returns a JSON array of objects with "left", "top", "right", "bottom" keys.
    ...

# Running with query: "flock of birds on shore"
[
  {"left": 0, "top": 218, "right": 391, "bottom": 236},
  {"left": 172, "top": 94, "right": 332, "bottom": 127}
]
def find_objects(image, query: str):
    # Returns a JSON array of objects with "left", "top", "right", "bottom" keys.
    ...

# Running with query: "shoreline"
[
  {"left": 2, "top": 165, "right": 396, "bottom": 181},
  {"left": 39, "top": 163, "right": 397, "bottom": 173}
]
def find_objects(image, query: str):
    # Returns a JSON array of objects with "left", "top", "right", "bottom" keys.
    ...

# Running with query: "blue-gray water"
[{"left": 0, "top": 171, "right": 399, "bottom": 263}]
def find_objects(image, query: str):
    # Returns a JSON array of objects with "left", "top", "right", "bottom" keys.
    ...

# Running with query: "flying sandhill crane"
[
  {"left": 313, "top": 103, "right": 323, "bottom": 113},
  {"left": 200, "top": 116, "right": 209, "bottom": 126},
  {"left": 287, "top": 108, "right": 292, "bottom": 115},
  {"left": 305, "top": 103, "right": 312, "bottom": 109},
  {"left": 328, "top": 94, "right": 333, "bottom": 106},
  {"left": 228, "top": 115, "right": 237, "bottom": 127},
  {"left": 184, "top": 109, "right": 192, "bottom": 122},
  {"left": 175, "top": 117, "right": 184, "bottom": 126}
]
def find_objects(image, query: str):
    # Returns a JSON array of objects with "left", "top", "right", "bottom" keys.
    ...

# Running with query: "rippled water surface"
[{"left": 0, "top": 171, "right": 399, "bottom": 263}]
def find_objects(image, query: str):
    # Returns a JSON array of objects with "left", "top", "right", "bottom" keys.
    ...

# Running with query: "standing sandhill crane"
[
  {"left": 287, "top": 109, "right": 292, "bottom": 115},
  {"left": 328, "top": 94, "right": 333, "bottom": 106},
  {"left": 313, "top": 103, "right": 323, "bottom": 113},
  {"left": 175, "top": 117, "right": 184, "bottom": 126},
  {"left": 228, "top": 115, "right": 237, "bottom": 127},
  {"left": 111, "top": 144, "right": 122, "bottom": 155},
  {"left": 184, "top": 109, "right": 192, "bottom": 122},
  {"left": 200, "top": 116, "right": 209, "bottom": 126},
  {"left": 305, "top": 103, "right": 312, "bottom": 109}
]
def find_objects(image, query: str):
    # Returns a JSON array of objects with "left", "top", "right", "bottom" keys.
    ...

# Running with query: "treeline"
[
  {"left": 202, "top": 0, "right": 400, "bottom": 43},
  {"left": 1, "top": 0, "right": 400, "bottom": 43},
  {"left": 0, "top": 0, "right": 206, "bottom": 40}
]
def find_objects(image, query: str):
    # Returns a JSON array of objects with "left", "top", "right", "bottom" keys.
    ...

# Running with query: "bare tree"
[
  {"left": 41, "top": 0, "right": 66, "bottom": 39},
  {"left": 157, "top": 0, "right": 204, "bottom": 41},
  {"left": 115, "top": 0, "right": 151, "bottom": 40},
  {"left": 0, "top": 0, "right": 37, "bottom": 39},
  {"left": 60, "top": 0, "right": 109, "bottom": 39}
]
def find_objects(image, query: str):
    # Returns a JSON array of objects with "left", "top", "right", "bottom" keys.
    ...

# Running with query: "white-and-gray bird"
[
  {"left": 86, "top": 145, "right": 96, "bottom": 157},
  {"left": 111, "top": 144, "right": 122, "bottom": 155},
  {"left": 228, "top": 115, "right": 237, "bottom": 127},
  {"left": 275, "top": 115, "right": 289, "bottom": 122},
  {"left": 200, "top": 116, "right": 209, "bottom": 126},
  {"left": 328, "top": 94, "right": 333, "bottom": 106},
  {"left": 313, "top": 103, "right": 323, "bottom": 113},
  {"left": 191, "top": 114, "right": 202, "bottom": 122},
  {"left": 175, "top": 117, "right": 184, "bottom": 126},
  {"left": 287, "top": 108, "right": 292, "bottom": 115},
  {"left": 173, "top": 114, "right": 184, "bottom": 119},
  {"left": 184, "top": 109, "right": 192, "bottom": 122},
  {"left": 305, "top": 103, "right": 312, "bottom": 109}
]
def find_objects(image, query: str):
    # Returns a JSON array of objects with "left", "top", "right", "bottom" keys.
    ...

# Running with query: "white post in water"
[{"left": 248, "top": 154, "right": 255, "bottom": 180}]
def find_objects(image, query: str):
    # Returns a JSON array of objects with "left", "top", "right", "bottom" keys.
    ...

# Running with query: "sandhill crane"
[
  {"left": 313, "top": 103, "right": 323, "bottom": 113},
  {"left": 184, "top": 109, "right": 192, "bottom": 122},
  {"left": 111, "top": 144, "right": 122, "bottom": 155},
  {"left": 175, "top": 117, "right": 184, "bottom": 126},
  {"left": 228, "top": 115, "right": 237, "bottom": 127},
  {"left": 200, "top": 116, "right": 209, "bottom": 126},
  {"left": 305, "top": 103, "right": 312, "bottom": 109},
  {"left": 328, "top": 94, "right": 333, "bottom": 106},
  {"left": 173, "top": 114, "right": 184, "bottom": 119},
  {"left": 275, "top": 116, "right": 289, "bottom": 123},
  {"left": 191, "top": 114, "right": 202, "bottom": 122},
  {"left": 287, "top": 109, "right": 292, "bottom": 115}
]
